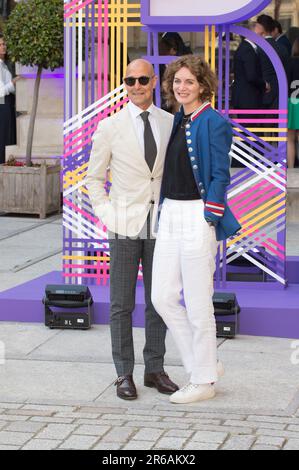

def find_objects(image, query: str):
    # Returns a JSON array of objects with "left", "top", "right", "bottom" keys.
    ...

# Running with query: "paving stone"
[
  {"left": 221, "top": 435, "right": 256, "bottom": 450},
  {"left": 5, "top": 409, "right": 53, "bottom": 417},
  {"left": 101, "top": 427, "right": 137, "bottom": 443},
  {"left": 129, "top": 409, "right": 185, "bottom": 418},
  {"left": 155, "top": 437, "right": 188, "bottom": 450},
  {"left": 123, "top": 440, "right": 155, "bottom": 450},
  {"left": 22, "top": 405, "right": 76, "bottom": 412},
  {"left": 251, "top": 445, "right": 280, "bottom": 450},
  {"left": 54, "top": 412, "right": 101, "bottom": 419},
  {"left": 30, "top": 416, "right": 75, "bottom": 424},
  {"left": 247, "top": 416, "right": 299, "bottom": 425},
  {"left": 0, "top": 421, "right": 7, "bottom": 431},
  {"left": 78, "top": 407, "right": 125, "bottom": 415},
  {"left": 256, "top": 428, "right": 299, "bottom": 439},
  {"left": 73, "top": 425, "right": 111, "bottom": 437},
  {"left": 22, "top": 439, "right": 62, "bottom": 450},
  {"left": 0, "top": 403, "right": 23, "bottom": 410},
  {"left": 184, "top": 441, "right": 220, "bottom": 450},
  {"left": 93, "top": 442, "right": 122, "bottom": 450},
  {"left": 102, "top": 413, "right": 160, "bottom": 422},
  {"left": 35, "top": 424, "right": 77, "bottom": 440},
  {"left": 59, "top": 435, "right": 100, "bottom": 450},
  {"left": 255, "top": 436, "right": 286, "bottom": 447},
  {"left": 185, "top": 412, "right": 247, "bottom": 421},
  {"left": 192, "top": 430, "right": 227, "bottom": 444},
  {"left": 5, "top": 421, "right": 46, "bottom": 433},
  {"left": 0, "top": 431, "right": 34, "bottom": 446},
  {"left": 224, "top": 420, "right": 286, "bottom": 431},
  {"left": 132, "top": 428, "right": 164, "bottom": 441},
  {"left": 287, "top": 425, "right": 299, "bottom": 432},
  {"left": 0, "top": 414, "right": 29, "bottom": 422},
  {"left": 125, "top": 421, "right": 190, "bottom": 430},
  {"left": 193, "top": 424, "right": 255, "bottom": 434},
  {"left": 75, "top": 418, "right": 126, "bottom": 427},
  {"left": 282, "top": 439, "right": 299, "bottom": 450},
  {"left": 164, "top": 429, "right": 194, "bottom": 439},
  {"left": 0, "top": 445, "right": 20, "bottom": 450}
]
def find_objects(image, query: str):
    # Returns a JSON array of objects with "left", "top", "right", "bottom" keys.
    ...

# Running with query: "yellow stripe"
[
  {"left": 227, "top": 208, "right": 285, "bottom": 247},
  {"left": 204, "top": 26, "right": 209, "bottom": 64},
  {"left": 211, "top": 25, "right": 216, "bottom": 109},
  {"left": 63, "top": 255, "right": 110, "bottom": 261},
  {"left": 235, "top": 137, "right": 287, "bottom": 142},
  {"left": 123, "top": 0, "right": 128, "bottom": 78},
  {"left": 110, "top": 0, "right": 115, "bottom": 93},
  {"left": 234, "top": 128, "right": 287, "bottom": 133},
  {"left": 116, "top": 0, "right": 121, "bottom": 89},
  {"left": 239, "top": 195, "right": 285, "bottom": 224}
]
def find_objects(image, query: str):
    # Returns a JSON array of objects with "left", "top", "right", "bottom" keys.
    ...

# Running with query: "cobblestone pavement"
[{"left": 0, "top": 400, "right": 298, "bottom": 450}]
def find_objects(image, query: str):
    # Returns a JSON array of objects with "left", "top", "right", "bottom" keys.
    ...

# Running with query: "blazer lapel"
[{"left": 115, "top": 107, "right": 151, "bottom": 174}]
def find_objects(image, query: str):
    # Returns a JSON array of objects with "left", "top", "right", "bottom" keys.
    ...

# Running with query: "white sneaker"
[{"left": 170, "top": 383, "right": 215, "bottom": 404}]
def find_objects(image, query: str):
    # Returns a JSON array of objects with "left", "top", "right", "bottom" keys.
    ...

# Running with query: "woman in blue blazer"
[{"left": 151, "top": 55, "right": 241, "bottom": 404}]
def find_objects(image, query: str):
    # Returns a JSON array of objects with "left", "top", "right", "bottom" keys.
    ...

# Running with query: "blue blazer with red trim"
[{"left": 159, "top": 104, "right": 241, "bottom": 241}]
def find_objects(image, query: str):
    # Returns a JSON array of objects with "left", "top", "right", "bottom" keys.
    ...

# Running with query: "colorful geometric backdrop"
[{"left": 63, "top": 0, "right": 287, "bottom": 287}]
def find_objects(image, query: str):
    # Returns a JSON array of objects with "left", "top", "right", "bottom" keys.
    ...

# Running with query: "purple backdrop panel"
[
  {"left": 141, "top": 0, "right": 272, "bottom": 25},
  {"left": 1, "top": 268, "right": 299, "bottom": 339}
]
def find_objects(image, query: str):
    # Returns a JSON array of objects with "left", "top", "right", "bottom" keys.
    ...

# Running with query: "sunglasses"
[{"left": 123, "top": 76, "right": 154, "bottom": 86}]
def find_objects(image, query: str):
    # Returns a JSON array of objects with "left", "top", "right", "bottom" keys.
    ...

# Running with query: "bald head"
[
  {"left": 124, "top": 59, "right": 157, "bottom": 111},
  {"left": 125, "top": 59, "right": 154, "bottom": 77}
]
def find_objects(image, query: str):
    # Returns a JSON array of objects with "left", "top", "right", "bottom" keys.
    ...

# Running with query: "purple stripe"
[
  {"left": 91, "top": 1, "right": 95, "bottom": 104},
  {"left": 224, "top": 25, "right": 230, "bottom": 116},
  {"left": 218, "top": 24, "right": 223, "bottom": 112},
  {"left": 85, "top": 3, "right": 89, "bottom": 108}
]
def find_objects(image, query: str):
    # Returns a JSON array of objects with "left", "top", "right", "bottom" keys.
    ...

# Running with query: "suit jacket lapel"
[{"left": 115, "top": 107, "right": 151, "bottom": 173}]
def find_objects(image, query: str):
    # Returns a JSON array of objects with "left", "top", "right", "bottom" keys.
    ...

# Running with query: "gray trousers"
[{"left": 108, "top": 223, "right": 167, "bottom": 377}]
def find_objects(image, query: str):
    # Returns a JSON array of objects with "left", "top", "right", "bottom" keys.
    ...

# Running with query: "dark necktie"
[{"left": 140, "top": 111, "right": 157, "bottom": 172}]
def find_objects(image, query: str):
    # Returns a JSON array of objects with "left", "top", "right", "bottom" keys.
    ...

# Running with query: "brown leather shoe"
[
  {"left": 114, "top": 375, "right": 137, "bottom": 400},
  {"left": 144, "top": 371, "right": 179, "bottom": 395}
]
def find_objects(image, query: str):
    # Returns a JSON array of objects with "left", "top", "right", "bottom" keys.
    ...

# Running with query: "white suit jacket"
[{"left": 85, "top": 104, "right": 174, "bottom": 237}]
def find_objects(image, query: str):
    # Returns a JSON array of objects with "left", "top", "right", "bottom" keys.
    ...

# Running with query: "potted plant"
[{"left": 0, "top": 0, "right": 63, "bottom": 218}]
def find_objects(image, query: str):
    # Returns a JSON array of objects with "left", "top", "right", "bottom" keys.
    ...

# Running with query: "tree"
[{"left": 4, "top": 0, "right": 63, "bottom": 166}]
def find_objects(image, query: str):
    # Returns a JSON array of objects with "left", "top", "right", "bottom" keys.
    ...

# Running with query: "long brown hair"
[{"left": 162, "top": 55, "right": 217, "bottom": 109}]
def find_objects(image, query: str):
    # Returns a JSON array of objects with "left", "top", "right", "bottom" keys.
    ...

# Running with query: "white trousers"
[{"left": 152, "top": 198, "right": 218, "bottom": 384}]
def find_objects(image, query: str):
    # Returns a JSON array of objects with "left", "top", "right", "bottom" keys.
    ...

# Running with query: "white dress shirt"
[
  {"left": 245, "top": 38, "right": 258, "bottom": 52},
  {"left": 0, "top": 59, "right": 15, "bottom": 98},
  {"left": 127, "top": 100, "right": 160, "bottom": 157}
]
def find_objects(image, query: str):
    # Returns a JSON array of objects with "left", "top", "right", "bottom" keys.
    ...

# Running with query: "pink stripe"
[
  {"left": 64, "top": 264, "right": 109, "bottom": 270},
  {"left": 64, "top": 121, "right": 98, "bottom": 152},
  {"left": 261, "top": 242, "right": 285, "bottom": 260},
  {"left": 64, "top": 0, "right": 80, "bottom": 11},
  {"left": 65, "top": 122, "right": 97, "bottom": 152},
  {"left": 98, "top": 0, "right": 102, "bottom": 99},
  {"left": 64, "top": 97, "right": 128, "bottom": 147},
  {"left": 64, "top": 99, "right": 129, "bottom": 158},
  {"left": 64, "top": 0, "right": 94, "bottom": 19},
  {"left": 234, "top": 119, "right": 287, "bottom": 123},
  {"left": 64, "top": 198, "right": 97, "bottom": 222},
  {"left": 65, "top": 114, "right": 100, "bottom": 143},
  {"left": 234, "top": 188, "right": 281, "bottom": 216},
  {"left": 265, "top": 238, "right": 285, "bottom": 252},
  {"left": 104, "top": 0, "right": 109, "bottom": 96},
  {"left": 63, "top": 273, "right": 100, "bottom": 278},
  {"left": 230, "top": 181, "right": 270, "bottom": 206},
  {"left": 223, "top": 109, "right": 287, "bottom": 114}
]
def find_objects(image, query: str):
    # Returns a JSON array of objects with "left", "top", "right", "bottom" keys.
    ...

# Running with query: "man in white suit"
[{"left": 86, "top": 59, "right": 177, "bottom": 400}]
